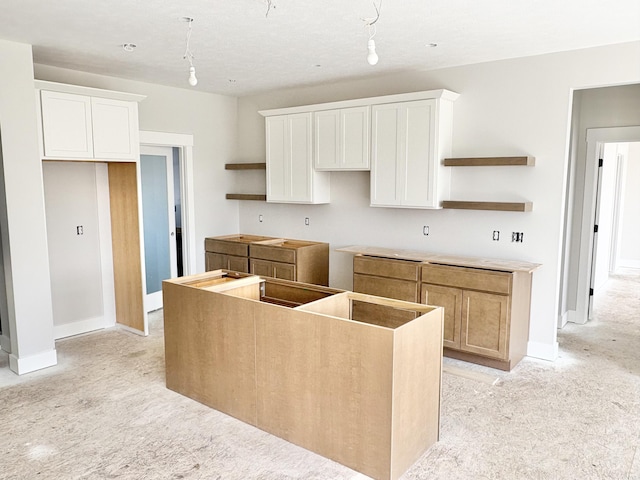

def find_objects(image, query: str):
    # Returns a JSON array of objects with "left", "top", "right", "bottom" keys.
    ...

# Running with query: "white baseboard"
[
  {"left": 54, "top": 316, "right": 113, "bottom": 340},
  {"left": 0, "top": 334, "right": 10, "bottom": 353},
  {"left": 618, "top": 259, "right": 640, "bottom": 269},
  {"left": 527, "top": 340, "right": 559, "bottom": 361},
  {"left": 9, "top": 348, "right": 57, "bottom": 375}
]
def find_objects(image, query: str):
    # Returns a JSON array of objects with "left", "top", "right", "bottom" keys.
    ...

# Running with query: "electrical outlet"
[
  {"left": 304, "top": 217, "right": 310, "bottom": 226},
  {"left": 259, "top": 214, "right": 263, "bottom": 223},
  {"left": 511, "top": 232, "right": 524, "bottom": 243},
  {"left": 492, "top": 230, "right": 500, "bottom": 241},
  {"left": 76, "top": 225, "right": 83, "bottom": 235},
  {"left": 423, "top": 225, "right": 429, "bottom": 236}
]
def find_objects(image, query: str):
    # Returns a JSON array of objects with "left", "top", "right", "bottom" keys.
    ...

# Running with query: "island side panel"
[
  {"left": 390, "top": 307, "right": 443, "bottom": 480},
  {"left": 254, "top": 304, "right": 395, "bottom": 480},
  {"left": 162, "top": 282, "right": 258, "bottom": 425}
]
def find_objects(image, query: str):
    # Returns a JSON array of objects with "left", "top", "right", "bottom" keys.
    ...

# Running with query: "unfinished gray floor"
[{"left": 1, "top": 270, "right": 639, "bottom": 479}]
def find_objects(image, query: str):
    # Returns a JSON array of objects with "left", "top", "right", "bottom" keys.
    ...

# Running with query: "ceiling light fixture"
[
  {"left": 362, "top": 0, "right": 382, "bottom": 66},
  {"left": 122, "top": 43, "right": 136, "bottom": 52},
  {"left": 182, "top": 17, "right": 198, "bottom": 86}
]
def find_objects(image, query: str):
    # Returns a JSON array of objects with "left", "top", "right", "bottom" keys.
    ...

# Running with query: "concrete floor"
[{"left": 0, "top": 270, "right": 639, "bottom": 479}]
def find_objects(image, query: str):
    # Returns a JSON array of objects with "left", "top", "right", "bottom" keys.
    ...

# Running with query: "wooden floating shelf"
[
  {"left": 442, "top": 201, "right": 533, "bottom": 212},
  {"left": 225, "top": 162, "right": 266, "bottom": 170},
  {"left": 225, "top": 194, "right": 267, "bottom": 201},
  {"left": 443, "top": 156, "right": 535, "bottom": 167}
]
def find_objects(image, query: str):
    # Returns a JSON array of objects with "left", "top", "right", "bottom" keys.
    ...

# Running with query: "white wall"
[
  {"left": 236, "top": 41, "right": 640, "bottom": 361},
  {"left": 42, "top": 162, "right": 105, "bottom": 328},
  {"left": 34, "top": 64, "right": 240, "bottom": 273},
  {"left": 0, "top": 39, "right": 57, "bottom": 373},
  {"left": 619, "top": 142, "right": 640, "bottom": 267}
]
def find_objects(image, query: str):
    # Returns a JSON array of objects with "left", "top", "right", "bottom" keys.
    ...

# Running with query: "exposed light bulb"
[
  {"left": 188, "top": 66, "right": 198, "bottom": 86},
  {"left": 367, "top": 38, "right": 378, "bottom": 66}
]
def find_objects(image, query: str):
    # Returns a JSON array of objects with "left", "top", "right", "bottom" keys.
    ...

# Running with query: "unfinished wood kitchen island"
[{"left": 163, "top": 270, "right": 444, "bottom": 480}]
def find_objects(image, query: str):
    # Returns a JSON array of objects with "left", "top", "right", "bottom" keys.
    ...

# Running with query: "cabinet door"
[
  {"left": 206, "top": 253, "right": 248, "bottom": 273},
  {"left": 271, "top": 262, "right": 295, "bottom": 281},
  {"left": 461, "top": 290, "right": 509, "bottom": 360},
  {"left": 403, "top": 100, "right": 436, "bottom": 207},
  {"left": 370, "top": 103, "right": 401, "bottom": 206},
  {"left": 314, "top": 110, "right": 340, "bottom": 170},
  {"left": 40, "top": 90, "right": 93, "bottom": 158},
  {"left": 91, "top": 97, "right": 138, "bottom": 160},
  {"left": 315, "top": 107, "right": 370, "bottom": 171},
  {"left": 422, "top": 283, "right": 462, "bottom": 349},
  {"left": 371, "top": 100, "right": 438, "bottom": 208},
  {"left": 250, "top": 258, "right": 274, "bottom": 277},
  {"left": 266, "top": 113, "right": 327, "bottom": 203}
]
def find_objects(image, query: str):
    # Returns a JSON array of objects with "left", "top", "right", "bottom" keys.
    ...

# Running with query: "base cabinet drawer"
[
  {"left": 354, "top": 255, "right": 420, "bottom": 281},
  {"left": 353, "top": 273, "right": 419, "bottom": 302}
]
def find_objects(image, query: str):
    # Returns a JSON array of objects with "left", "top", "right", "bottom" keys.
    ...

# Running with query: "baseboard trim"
[
  {"left": 526, "top": 340, "right": 558, "bottom": 361},
  {"left": 0, "top": 334, "right": 10, "bottom": 353},
  {"left": 9, "top": 348, "right": 57, "bottom": 375},
  {"left": 618, "top": 259, "right": 640, "bottom": 269},
  {"left": 54, "top": 316, "right": 113, "bottom": 340}
]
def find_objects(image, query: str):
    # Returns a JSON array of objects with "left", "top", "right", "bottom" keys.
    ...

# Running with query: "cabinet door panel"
[
  {"left": 314, "top": 110, "right": 340, "bottom": 170},
  {"left": 265, "top": 116, "right": 288, "bottom": 201},
  {"left": 250, "top": 259, "right": 273, "bottom": 277},
  {"left": 227, "top": 255, "right": 250, "bottom": 273},
  {"left": 206, "top": 253, "right": 226, "bottom": 271},
  {"left": 289, "top": 113, "right": 313, "bottom": 202},
  {"left": 40, "top": 90, "right": 93, "bottom": 158},
  {"left": 371, "top": 104, "right": 401, "bottom": 206},
  {"left": 341, "top": 106, "right": 370, "bottom": 170},
  {"left": 353, "top": 273, "right": 418, "bottom": 302},
  {"left": 461, "top": 290, "right": 509, "bottom": 359},
  {"left": 403, "top": 100, "right": 434, "bottom": 207},
  {"left": 272, "top": 262, "right": 296, "bottom": 281},
  {"left": 91, "top": 97, "right": 138, "bottom": 160},
  {"left": 422, "top": 284, "right": 462, "bottom": 349}
]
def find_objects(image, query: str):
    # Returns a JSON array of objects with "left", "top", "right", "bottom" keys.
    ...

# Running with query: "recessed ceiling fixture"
[
  {"left": 362, "top": 0, "right": 382, "bottom": 66},
  {"left": 181, "top": 17, "right": 198, "bottom": 86},
  {"left": 122, "top": 43, "right": 136, "bottom": 52},
  {"left": 427, "top": 43, "right": 438, "bottom": 48}
]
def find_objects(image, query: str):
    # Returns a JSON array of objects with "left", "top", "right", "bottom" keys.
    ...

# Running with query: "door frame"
[
  {"left": 139, "top": 131, "right": 196, "bottom": 277},
  {"left": 575, "top": 126, "right": 640, "bottom": 324}
]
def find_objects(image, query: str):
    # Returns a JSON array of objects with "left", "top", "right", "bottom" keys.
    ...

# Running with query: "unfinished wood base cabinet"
[
  {"left": 345, "top": 248, "right": 539, "bottom": 371},
  {"left": 163, "top": 270, "right": 443, "bottom": 480},
  {"left": 205, "top": 234, "right": 329, "bottom": 285}
]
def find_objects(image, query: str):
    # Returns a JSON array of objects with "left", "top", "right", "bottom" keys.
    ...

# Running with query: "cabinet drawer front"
[
  {"left": 250, "top": 244, "right": 296, "bottom": 263},
  {"left": 421, "top": 264, "right": 511, "bottom": 294},
  {"left": 353, "top": 274, "right": 418, "bottom": 302},
  {"left": 353, "top": 256, "right": 420, "bottom": 281},
  {"left": 205, "top": 239, "right": 249, "bottom": 257}
]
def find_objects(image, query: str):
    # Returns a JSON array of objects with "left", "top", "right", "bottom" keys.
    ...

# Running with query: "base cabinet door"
[
  {"left": 206, "top": 253, "right": 249, "bottom": 273},
  {"left": 250, "top": 259, "right": 296, "bottom": 281},
  {"left": 422, "top": 284, "right": 462, "bottom": 349},
  {"left": 460, "top": 290, "right": 509, "bottom": 359}
]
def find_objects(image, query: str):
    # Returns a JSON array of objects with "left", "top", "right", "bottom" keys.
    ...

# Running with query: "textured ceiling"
[{"left": 0, "top": 0, "right": 639, "bottom": 97}]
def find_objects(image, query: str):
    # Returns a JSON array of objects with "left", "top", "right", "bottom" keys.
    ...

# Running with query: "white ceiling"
[{"left": 1, "top": 0, "right": 639, "bottom": 97}]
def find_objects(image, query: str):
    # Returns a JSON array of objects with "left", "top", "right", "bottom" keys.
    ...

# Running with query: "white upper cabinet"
[
  {"left": 260, "top": 89, "right": 457, "bottom": 207},
  {"left": 36, "top": 81, "right": 144, "bottom": 162},
  {"left": 91, "top": 97, "right": 139, "bottom": 160},
  {"left": 40, "top": 90, "right": 94, "bottom": 159},
  {"left": 371, "top": 95, "right": 456, "bottom": 209},
  {"left": 314, "top": 106, "right": 370, "bottom": 171},
  {"left": 265, "top": 113, "right": 330, "bottom": 204}
]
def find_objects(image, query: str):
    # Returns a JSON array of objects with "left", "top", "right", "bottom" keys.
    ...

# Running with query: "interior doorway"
[
  {"left": 575, "top": 128, "right": 640, "bottom": 323},
  {"left": 140, "top": 146, "right": 179, "bottom": 312},
  {"left": 139, "top": 130, "right": 196, "bottom": 313}
]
